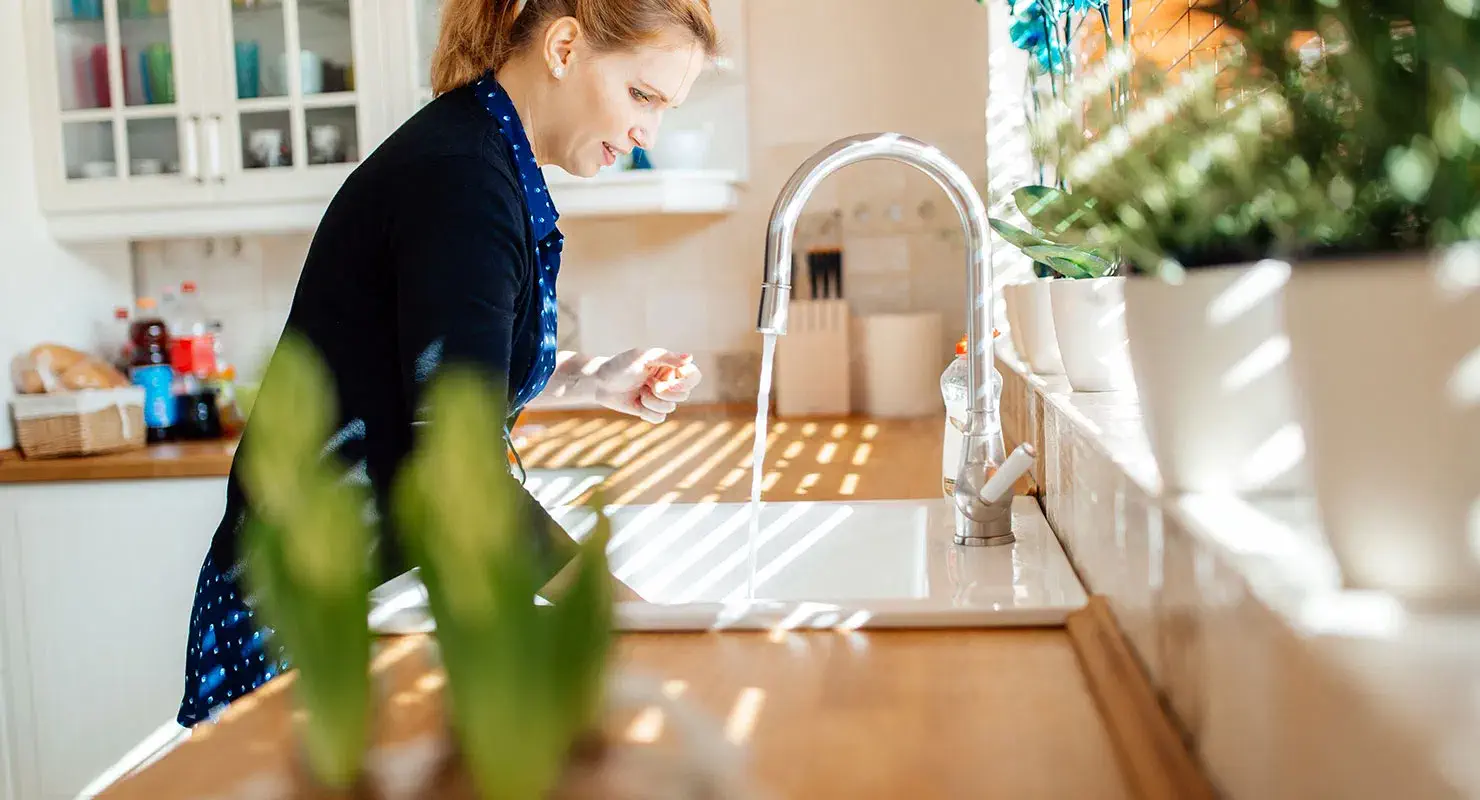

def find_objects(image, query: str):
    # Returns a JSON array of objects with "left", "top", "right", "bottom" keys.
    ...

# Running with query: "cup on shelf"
[
  {"left": 309, "top": 124, "right": 344, "bottom": 164},
  {"left": 131, "top": 158, "right": 163, "bottom": 175},
  {"left": 654, "top": 127, "right": 711, "bottom": 171},
  {"left": 142, "top": 44, "right": 173, "bottom": 104},
  {"left": 80, "top": 160, "right": 117, "bottom": 180},
  {"left": 277, "top": 50, "right": 323, "bottom": 95},
  {"left": 247, "top": 129, "right": 288, "bottom": 168},
  {"left": 70, "top": 0, "right": 103, "bottom": 21},
  {"left": 88, "top": 44, "right": 111, "bottom": 107},
  {"left": 234, "top": 41, "right": 260, "bottom": 99}
]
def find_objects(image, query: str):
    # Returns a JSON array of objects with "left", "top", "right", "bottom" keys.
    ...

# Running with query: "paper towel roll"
[{"left": 857, "top": 312, "right": 943, "bottom": 417}]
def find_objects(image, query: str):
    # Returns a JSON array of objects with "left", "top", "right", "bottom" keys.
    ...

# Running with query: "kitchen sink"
[{"left": 369, "top": 495, "right": 1086, "bottom": 633}]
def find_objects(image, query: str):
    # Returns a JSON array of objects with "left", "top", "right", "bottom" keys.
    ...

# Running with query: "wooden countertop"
[
  {"left": 0, "top": 405, "right": 963, "bottom": 503},
  {"left": 100, "top": 629, "right": 1133, "bottom": 799},
  {"left": 0, "top": 439, "right": 238, "bottom": 484},
  {"left": 72, "top": 408, "right": 1213, "bottom": 799}
]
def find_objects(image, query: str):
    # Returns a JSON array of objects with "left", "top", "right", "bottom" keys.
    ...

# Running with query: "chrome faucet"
[{"left": 756, "top": 133, "right": 1035, "bottom": 547}]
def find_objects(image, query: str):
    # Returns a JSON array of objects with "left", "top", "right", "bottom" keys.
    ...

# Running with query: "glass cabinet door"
[
  {"left": 222, "top": 0, "right": 361, "bottom": 178},
  {"left": 413, "top": 0, "right": 440, "bottom": 110},
  {"left": 50, "top": 0, "right": 194, "bottom": 184}
]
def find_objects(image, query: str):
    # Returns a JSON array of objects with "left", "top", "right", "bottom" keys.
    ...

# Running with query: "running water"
[{"left": 747, "top": 333, "right": 779, "bottom": 601}]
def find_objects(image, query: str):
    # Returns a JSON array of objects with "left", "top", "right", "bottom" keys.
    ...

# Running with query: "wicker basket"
[{"left": 11, "top": 387, "right": 147, "bottom": 459}]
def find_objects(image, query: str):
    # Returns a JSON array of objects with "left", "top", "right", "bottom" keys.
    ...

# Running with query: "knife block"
[{"left": 774, "top": 299, "right": 852, "bottom": 418}]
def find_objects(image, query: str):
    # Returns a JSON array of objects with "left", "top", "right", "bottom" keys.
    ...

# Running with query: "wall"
[
  {"left": 560, "top": 0, "right": 993, "bottom": 407},
  {"left": 0, "top": 1, "right": 133, "bottom": 451},
  {"left": 53, "top": 0, "right": 996, "bottom": 420}
]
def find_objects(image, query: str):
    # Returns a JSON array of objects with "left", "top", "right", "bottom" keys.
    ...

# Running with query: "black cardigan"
[{"left": 207, "top": 83, "right": 563, "bottom": 581}]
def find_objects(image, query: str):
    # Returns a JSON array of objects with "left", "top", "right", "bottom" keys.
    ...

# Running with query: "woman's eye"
[{"left": 630, "top": 88, "right": 651, "bottom": 104}]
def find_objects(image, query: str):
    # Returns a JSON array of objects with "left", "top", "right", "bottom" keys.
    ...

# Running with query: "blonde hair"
[{"left": 432, "top": 0, "right": 720, "bottom": 95}]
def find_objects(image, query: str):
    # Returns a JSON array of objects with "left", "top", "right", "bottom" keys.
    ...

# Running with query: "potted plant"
[
  {"left": 1198, "top": 0, "right": 1480, "bottom": 605},
  {"left": 990, "top": 194, "right": 1133, "bottom": 392},
  {"left": 238, "top": 335, "right": 757, "bottom": 797},
  {"left": 1014, "top": 48, "right": 1330, "bottom": 494}
]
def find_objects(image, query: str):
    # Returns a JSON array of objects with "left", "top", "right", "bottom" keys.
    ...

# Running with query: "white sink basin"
[{"left": 370, "top": 496, "right": 1086, "bottom": 633}]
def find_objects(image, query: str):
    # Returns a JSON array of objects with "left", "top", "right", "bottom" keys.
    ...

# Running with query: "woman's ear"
[{"left": 543, "top": 16, "right": 582, "bottom": 78}]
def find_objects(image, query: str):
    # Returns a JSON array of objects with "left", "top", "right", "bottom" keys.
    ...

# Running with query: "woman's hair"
[{"left": 432, "top": 0, "right": 720, "bottom": 95}]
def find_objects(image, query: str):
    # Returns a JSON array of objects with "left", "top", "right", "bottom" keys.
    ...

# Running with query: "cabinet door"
[
  {"left": 203, "top": 0, "right": 382, "bottom": 203},
  {"left": 24, "top": 0, "right": 217, "bottom": 214},
  {"left": 7, "top": 480, "right": 225, "bottom": 800}
]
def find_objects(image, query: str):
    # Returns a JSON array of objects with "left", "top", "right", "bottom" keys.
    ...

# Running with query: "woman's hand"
[{"left": 590, "top": 348, "right": 702, "bottom": 424}]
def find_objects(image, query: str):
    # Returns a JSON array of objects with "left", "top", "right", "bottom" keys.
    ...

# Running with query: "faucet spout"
[{"left": 758, "top": 133, "right": 1029, "bottom": 546}]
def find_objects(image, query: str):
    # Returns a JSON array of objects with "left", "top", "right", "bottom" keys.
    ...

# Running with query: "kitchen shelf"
[
  {"left": 234, "top": 91, "right": 356, "bottom": 113},
  {"left": 235, "top": 95, "right": 292, "bottom": 113},
  {"left": 542, "top": 168, "right": 743, "bottom": 217},
  {"left": 302, "top": 90, "right": 356, "bottom": 109},
  {"left": 58, "top": 107, "right": 115, "bottom": 123},
  {"left": 120, "top": 103, "right": 180, "bottom": 120}
]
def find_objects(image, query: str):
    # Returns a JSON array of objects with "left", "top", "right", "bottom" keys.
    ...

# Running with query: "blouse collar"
[{"left": 474, "top": 74, "right": 561, "bottom": 243}]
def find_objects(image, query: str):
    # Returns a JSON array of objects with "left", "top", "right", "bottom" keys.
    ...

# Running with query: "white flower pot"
[
  {"left": 1125, "top": 262, "right": 1309, "bottom": 494},
  {"left": 1005, "top": 278, "right": 1065, "bottom": 374},
  {"left": 1002, "top": 281, "right": 1028, "bottom": 364},
  {"left": 1049, "top": 276, "right": 1134, "bottom": 392},
  {"left": 1284, "top": 248, "right": 1480, "bottom": 606}
]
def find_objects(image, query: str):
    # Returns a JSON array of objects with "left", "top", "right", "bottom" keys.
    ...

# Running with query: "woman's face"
[{"left": 542, "top": 25, "right": 707, "bottom": 177}]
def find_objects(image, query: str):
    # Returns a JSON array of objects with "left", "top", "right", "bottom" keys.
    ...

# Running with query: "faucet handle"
[{"left": 978, "top": 444, "right": 1036, "bottom": 505}]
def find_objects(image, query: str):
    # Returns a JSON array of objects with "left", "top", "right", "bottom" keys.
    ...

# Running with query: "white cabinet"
[
  {"left": 22, "top": 0, "right": 750, "bottom": 241},
  {"left": 22, "top": 0, "right": 392, "bottom": 242},
  {"left": 0, "top": 479, "right": 224, "bottom": 800}
]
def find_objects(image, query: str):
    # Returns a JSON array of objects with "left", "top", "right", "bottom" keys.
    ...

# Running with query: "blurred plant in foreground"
[
  {"left": 394, "top": 366, "right": 614, "bottom": 800},
  {"left": 239, "top": 334, "right": 372, "bottom": 789},
  {"left": 240, "top": 333, "right": 616, "bottom": 798},
  {"left": 1018, "top": 48, "right": 1339, "bottom": 280},
  {"left": 1011, "top": 0, "right": 1480, "bottom": 280},
  {"left": 1194, "top": 0, "right": 1480, "bottom": 253}
]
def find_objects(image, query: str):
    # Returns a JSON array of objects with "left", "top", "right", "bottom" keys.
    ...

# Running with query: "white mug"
[
  {"left": 309, "top": 124, "right": 343, "bottom": 163},
  {"left": 248, "top": 128, "right": 286, "bottom": 168},
  {"left": 277, "top": 50, "right": 323, "bottom": 95},
  {"left": 655, "top": 128, "right": 711, "bottom": 171},
  {"left": 131, "top": 158, "right": 163, "bottom": 175}
]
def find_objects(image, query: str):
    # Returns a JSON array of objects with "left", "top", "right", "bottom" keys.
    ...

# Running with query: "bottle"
[
  {"left": 168, "top": 281, "right": 217, "bottom": 379},
  {"left": 129, "top": 297, "right": 176, "bottom": 442},
  {"left": 940, "top": 332, "right": 1004, "bottom": 498}
]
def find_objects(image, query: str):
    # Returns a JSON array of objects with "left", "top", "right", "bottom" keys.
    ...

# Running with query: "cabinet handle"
[
  {"left": 184, "top": 115, "right": 202, "bottom": 184},
  {"left": 206, "top": 114, "right": 225, "bottom": 183}
]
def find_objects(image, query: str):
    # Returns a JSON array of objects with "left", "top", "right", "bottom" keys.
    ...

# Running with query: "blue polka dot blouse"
[{"left": 475, "top": 73, "right": 563, "bottom": 409}]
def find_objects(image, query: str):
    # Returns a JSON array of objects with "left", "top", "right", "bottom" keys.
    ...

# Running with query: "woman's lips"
[{"left": 602, "top": 142, "right": 618, "bottom": 166}]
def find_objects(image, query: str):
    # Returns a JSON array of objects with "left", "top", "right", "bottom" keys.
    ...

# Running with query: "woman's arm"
[
  {"left": 543, "top": 349, "right": 705, "bottom": 424},
  {"left": 542, "top": 350, "right": 606, "bottom": 402}
]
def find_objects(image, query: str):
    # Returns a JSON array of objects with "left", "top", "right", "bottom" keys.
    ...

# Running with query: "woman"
[{"left": 176, "top": 0, "right": 718, "bottom": 727}]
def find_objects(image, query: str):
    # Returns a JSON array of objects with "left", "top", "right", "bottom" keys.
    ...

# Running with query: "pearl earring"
[{"left": 552, "top": 66, "right": 565, "bottom": 80}]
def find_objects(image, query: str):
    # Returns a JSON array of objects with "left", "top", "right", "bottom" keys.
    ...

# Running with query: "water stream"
[{"left": 747, "top": 333, "right": 779, "bottom": 601}]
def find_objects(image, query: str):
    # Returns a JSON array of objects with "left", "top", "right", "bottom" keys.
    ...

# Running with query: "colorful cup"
[{"left": 235, "top": 41, "right": 260, "bottom": 99}]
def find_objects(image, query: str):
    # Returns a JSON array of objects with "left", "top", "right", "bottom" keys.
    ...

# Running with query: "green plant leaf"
[
  {"left": 989, "top": 217, "right": 1052, "bottom": 252},
  {"left": 1023, "top": 244, "right": 1113, "bottom": 278},
  {"left": 548, "top": 492, "right": 615, "bottom": 743},
  {"left": 238, "top": 332, "right": 371, "bottom": 792},
  {"left": 1013, "top": 185, "right": 1099, "bottom": 243}
]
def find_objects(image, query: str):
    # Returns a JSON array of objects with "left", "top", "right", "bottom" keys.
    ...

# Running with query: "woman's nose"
[{"left": 630, "top": 126, "right": 654, "bottom": 151}]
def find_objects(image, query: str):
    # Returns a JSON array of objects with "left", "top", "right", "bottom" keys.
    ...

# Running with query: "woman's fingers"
[
  {"left": 640, "top": 385, "right": 677, "bottom": 416},
  {"left": 653, "top": 363, "right": 702, "bottom": 402}
]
